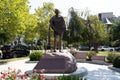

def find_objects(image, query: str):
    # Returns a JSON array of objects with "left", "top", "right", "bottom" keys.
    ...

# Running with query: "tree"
[
  {"left": 65, "top": 7, "right": 85, "bottom": 46},
  {"left": 0, "top": 0, "right": 30, "bottom": 45},
  {"left": 0, "top": 0, "right": 19, "bottom": 44},
  {"left": 110, "top": 20, "right": 120, "bottom": 46},
  {"left": 86, "top": 15, "right": 108, "bottom": 52},
  {"left": 65, "top": 7, "right": 108, "bottom": 52},
  {"left": 35, "top": 2, "right": 55, "bottom": 44},
  {"left": 23, "top": 14, "right": 38, "bottom": 45}
]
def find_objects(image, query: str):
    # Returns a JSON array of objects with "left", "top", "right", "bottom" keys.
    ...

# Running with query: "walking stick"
[{"left": 47, "top": 25, "right": 51, "bottom": 49}]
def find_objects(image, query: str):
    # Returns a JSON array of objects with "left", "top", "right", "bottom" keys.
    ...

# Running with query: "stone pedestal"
[{"left": 33, "top": 51, "right": 77, "bottom": 73}]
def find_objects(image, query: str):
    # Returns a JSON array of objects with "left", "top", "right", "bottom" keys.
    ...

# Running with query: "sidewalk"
[{"left": 0, "top": 58, "right": 120, "bottom": 80}]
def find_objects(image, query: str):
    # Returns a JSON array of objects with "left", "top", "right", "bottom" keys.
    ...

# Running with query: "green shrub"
[
  {"left": 106, "top": 52, "right": 119, "bottom": 63},
  {"left": 69, "top": 48, "right": 77, "bottom": 55},
  {"left": 113, "top": 56, "right": 120, "bottom": 68},
  {"left": 87, "top": 51, "right": 96, "bottom": 60},
  {"left": 29, "top": 51, "right": 43, "bottom": 61},
  {"left": 56, "top": 75, "right": 86, "bottom": 80},
  {"left": 29, "top": 46, "right": 43, "bottom": 50}
]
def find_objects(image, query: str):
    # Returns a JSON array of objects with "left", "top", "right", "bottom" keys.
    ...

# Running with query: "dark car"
[
  {"left": 1, "top": 45, "right": 14, "bottom": 58},
  {"left": 12, "top": 45, "right": 30, "bottom": 58},
  {"left": 79, "top": 46, "right": 90, "bottom": 51},
  {"left": 115, "top": 46, "right": 120, "bottom": 52},
  {"left": 1, "top": 45, "right": 30, "bottom": 59}
]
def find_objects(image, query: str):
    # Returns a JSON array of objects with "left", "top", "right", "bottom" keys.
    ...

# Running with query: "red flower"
[
  {"left": 39, "top": 74, "right": 46, "bottom": 79},
  {"left": 13, "top": 74, "right": 17, "bottom": 79},
  {"left": 20, "top": 75, "right": 24, "bottom": 79},
  {"left": 8, "top": 67, "right": 11, "bottom": 70},
  {"left": 0, "top": 74, "right": 6, "bottom": 78},
  {"left": 17, "top": 69, "right": 21, "bottom": 74},
  {"left": 24, "top": 72, "right": 29, "bottom": 77},
  {"left": 50, "top": 77, "right": 55, "bottom": 80},
  {"left": 18, "top": 69, "right": 21, "bottom": 73}
]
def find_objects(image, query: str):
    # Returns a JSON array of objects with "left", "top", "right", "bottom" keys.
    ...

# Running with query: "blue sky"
[{"left": 29, "top": 0, "right": 120, "bottom": 17}]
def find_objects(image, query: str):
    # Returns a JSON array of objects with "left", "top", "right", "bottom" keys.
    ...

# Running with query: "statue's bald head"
[{"left": 55, "top": 9, "right": 60, "bottom": 14}]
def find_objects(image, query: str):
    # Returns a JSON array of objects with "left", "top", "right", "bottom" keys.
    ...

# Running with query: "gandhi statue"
[{"left": 50, "top": 9, "right": 66, "bottom": 52}]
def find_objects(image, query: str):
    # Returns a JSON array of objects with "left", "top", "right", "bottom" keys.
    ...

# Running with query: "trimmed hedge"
[
  {"left": 113, "top": 56, "right": 120, "bottom": 68},
  {"left": 29, "top": 51, "right": 43, "bottom": 61}
]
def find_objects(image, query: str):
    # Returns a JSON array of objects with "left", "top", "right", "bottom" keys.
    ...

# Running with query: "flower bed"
[
  {"left": 0, "top": 67, "right": 86, "bottom": 80},
  {"left": 0, "top": 67, "right": 45, "bottom": 80}
]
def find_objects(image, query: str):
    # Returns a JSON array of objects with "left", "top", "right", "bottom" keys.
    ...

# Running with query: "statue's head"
[{"left": 55, "top": 9, "right": 60, "bottom": 14}]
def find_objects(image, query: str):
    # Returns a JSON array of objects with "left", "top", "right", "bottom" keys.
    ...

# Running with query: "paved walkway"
[{"left": 0, "top": 58, "right": 120, "bottom": 80}]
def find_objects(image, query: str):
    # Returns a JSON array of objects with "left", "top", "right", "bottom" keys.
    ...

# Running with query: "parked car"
[
  {"left": 1, "top": 45, "right": 14, "bottom": 58},
  {"left": 1, "top": 45, "right": 30, "bottom": 59},
  {"left": 115, "top": 46, "right": 120, "bottom": 52},
  {"left": 79, "top": 46, "right": 90, "bottom": 51},
  {"left": 98, "top": 46, "right": 114, "bottom": 51},
  {"left": 12, "top": 45, "right": 30, "bottom": 58}
]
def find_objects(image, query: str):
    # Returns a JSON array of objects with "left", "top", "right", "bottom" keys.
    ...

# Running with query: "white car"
[{"left": 98, "top": 46, "right": 114, "bottom": 51}]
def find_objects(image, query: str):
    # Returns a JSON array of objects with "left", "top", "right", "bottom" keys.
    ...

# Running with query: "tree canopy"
[
  {"left": 35, "top": 2, "right": 55, "bottom": 40},
  {"left": 64, "top": 7, "right": 108, "bottom": 47},
  {"left": 0, "top": 0, "right": 31, "bottom": 44}
]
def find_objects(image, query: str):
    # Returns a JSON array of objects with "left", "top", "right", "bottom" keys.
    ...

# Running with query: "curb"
[
  {"left": 108, "top": 65, "right": 120, "bottom": 73},
  {"left": 25, "top": 60, "right": 39, "bottom": 63}
]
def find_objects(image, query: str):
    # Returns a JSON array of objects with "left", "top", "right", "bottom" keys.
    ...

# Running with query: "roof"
[{"left": 102, "top": 18, "right": 112, "bottom": 25}]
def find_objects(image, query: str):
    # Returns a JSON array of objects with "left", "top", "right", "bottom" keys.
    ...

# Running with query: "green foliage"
[
  {"left": 110, "top": 21, "right": 120, "bottom": 46},
  {"left": 87, "top": 51, "right": 96, "bottom": 60},
  {"left": 29, "top": 51, "right": 43, "bottom": 61},
  {"left": 69, "top": 48, "right": 77, "bottom": 55},
  {"left": 23, "top": 14, "right": 38, "bottom": 43},
  {"left": 113, "top": 56, "right": 120, "bottom": 68},
  {"left": 88, "top": 15, "right": 108, "bottom": 43},
  {"left": 29, "top": 46, "right": 43, "bottom": 50},
  {"left": 55, "top": 75, "right": 86, "bottom": 80},
  {"left": 65, "top": 7, "right": 85, "bottom": 44},
  {"left": 65, "top": 7, "right": 108, "bottom": 46},
  {"left": 106, "top": 52, "right": 119, "bottom": 63},
  {"left": 0, "top": 0, "right": 31, "bottom": 45},
  {"left": 35, "top": 2, "right": 55, "bottom": 39}
]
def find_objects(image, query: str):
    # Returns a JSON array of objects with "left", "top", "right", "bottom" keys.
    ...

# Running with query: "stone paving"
[
  {"left": 0, "top": 58, "right": 120, "bottom": 80},
  {"left": 77, "top": 63, "right": 120, "bottom": 80}
]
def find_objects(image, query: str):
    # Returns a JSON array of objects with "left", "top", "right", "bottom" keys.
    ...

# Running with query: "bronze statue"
[{"left": 50, "top": 9, "right": 66, "bottom": 52}]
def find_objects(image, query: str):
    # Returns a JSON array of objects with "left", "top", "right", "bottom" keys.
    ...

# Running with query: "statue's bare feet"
[
  {"left": 59, "top": 50, "right": 63, "bottom": 53},
  {"left": 53, "top": 50, "right": 56, "bottom": 52}
]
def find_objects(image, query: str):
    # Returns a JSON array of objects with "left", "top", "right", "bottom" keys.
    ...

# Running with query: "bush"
[
  {"left": 106, "top": 52, "right": 119, "bottom": 63},
  {"left": 56, "top": 75, "right": 86, "bottom": 80},
  {"left": 113, "top": 56, "right": 120, "bottom": 68},
  {"left": 29, "top": 46, "right": 43, "bottom": 50},
  {"left": 29, "top": 51, "right": 43, "bottom": 61},
  {"left": 69, "top": 47, "right": 77, "bottom": 55},
  {"left": 87, "top": 51, "right": 96, "bottom": 60}
]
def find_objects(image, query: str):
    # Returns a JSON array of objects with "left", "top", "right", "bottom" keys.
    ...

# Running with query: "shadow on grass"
[
  {"left": 0, "top": 60, "right": 8, "bottom": 65},
  {"left": 0, "top": 57, "right": 28, "bottom": 65}
]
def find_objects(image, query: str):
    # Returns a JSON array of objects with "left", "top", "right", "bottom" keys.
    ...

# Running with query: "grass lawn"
[
  {"left": 97, "top": 51, "right": 109, "bottom": 56},
  {"left": 0, "top": 57, "right": 28, "bottom": 63},
  {"left": 97, "top": 51, "right": 120, "bottom": 56}
]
